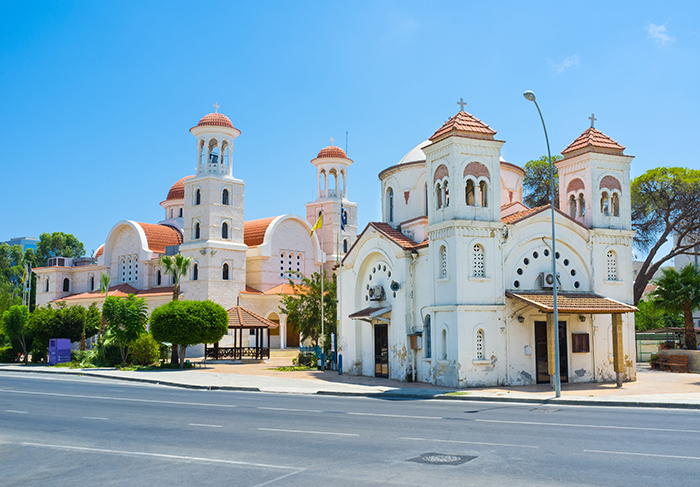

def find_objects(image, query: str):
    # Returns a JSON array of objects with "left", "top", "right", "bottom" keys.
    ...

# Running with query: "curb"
[{"left": 2, "top": 368, "right": 700, "bottom": 410}]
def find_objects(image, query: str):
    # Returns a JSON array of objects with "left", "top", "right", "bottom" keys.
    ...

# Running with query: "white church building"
[{"left": 340, "top": 108, "right": 637, "bottom": 388}]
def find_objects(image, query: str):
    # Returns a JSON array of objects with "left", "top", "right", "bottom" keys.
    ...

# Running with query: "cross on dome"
[
  {"left": 457, "top": 98, "right": 467, "bottom": 111},
  {"left": 329, "top": 137, "right": 335, "bottom": 146},
  {"left": 589, "top": 113, "right": 596, "bottom": 128},
  {"left": 213, "top": 102, "right": 220, "bottom": 113}
]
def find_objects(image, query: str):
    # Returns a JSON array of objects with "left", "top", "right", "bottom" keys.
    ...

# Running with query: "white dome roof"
[{"left": 399, "top": 140, "right": 431, "bottom": 165}]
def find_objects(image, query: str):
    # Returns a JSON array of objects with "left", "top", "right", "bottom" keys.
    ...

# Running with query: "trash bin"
[{"left": 49, "top": 339, "right": 72, "bottom": 365}]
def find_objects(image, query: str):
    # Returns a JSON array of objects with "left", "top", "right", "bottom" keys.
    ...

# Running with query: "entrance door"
[
  {"left": 534, "top": 320, "right": 568, "bottom": 384},
  {"left": 374, "top": 324, "right": 388, "bottom": 378},
  {"left": 286, "top": 321, "right": 300, "bottom": 348}
]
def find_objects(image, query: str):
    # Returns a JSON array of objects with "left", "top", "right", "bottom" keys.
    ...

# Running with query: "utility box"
[
  {"left": 49, "top": 339, "right": 72, "bottom": 365},
  {"left": 408, "top": 334, "right": 422, "bottom": 350}
]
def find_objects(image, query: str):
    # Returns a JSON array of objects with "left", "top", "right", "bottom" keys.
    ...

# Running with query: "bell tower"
[
  {"left": 305, "top": 141, "right": 358, "bottom": 273},
  {"left": 179, "top": 105, "right": 247, "bottom": 309}
]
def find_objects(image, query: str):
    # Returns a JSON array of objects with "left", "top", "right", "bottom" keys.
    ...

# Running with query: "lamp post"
[{"left": 523, "top": 90, "right": 561, "bottom": 398}]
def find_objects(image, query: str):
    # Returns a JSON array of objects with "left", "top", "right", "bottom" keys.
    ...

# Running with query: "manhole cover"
[
  {"left": 530, "top": 407, "right": 560, "bottom": 412},
  {"left": 408, "top": 453, "right": 476, "bottom": 466}
]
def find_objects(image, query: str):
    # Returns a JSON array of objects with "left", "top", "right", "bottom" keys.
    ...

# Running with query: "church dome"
[
  {"left": 195, "top": 112, "right": 235, "bottom": 129},
  {"left": 399, "top": 140, "right": 430, "bottom": 165},
  {"left": 317, "top": 146, "right": 347, "bottom": 159},
  {"left": 166, "top": 175, "right": 194, "bottom": 201}
]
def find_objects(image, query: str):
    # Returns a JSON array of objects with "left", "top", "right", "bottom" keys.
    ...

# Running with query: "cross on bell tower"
[
  {"left": 589, "top": 113, "right": 596, "bottom": 128},
  {"left": 213, "top": 102, "right": 220, "bottom": 113},
  {"left": 457, "top": 98, "right": 467, "bottom": 111}
]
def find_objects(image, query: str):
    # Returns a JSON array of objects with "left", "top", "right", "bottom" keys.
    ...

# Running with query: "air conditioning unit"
[
  {"left": 539, "top": 272, "right": 560, "bottom": 290},
  {"left": 368, "top": 285, "right": 386, "bottom": 301}
]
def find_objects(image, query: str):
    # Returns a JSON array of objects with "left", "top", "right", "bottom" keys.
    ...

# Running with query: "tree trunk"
[
  {"left": 171, "top": 343, "right": 179, "bottom": 365},
  {"left": 80, "top": 333, "right": 86, "bottom": 351},
  {"left": 684, "top": 301, "right": 697, "bottom": 350},
  {"left": 173, "top": 284, "right": 179, "bottom": 301},
  {"left": 179, "top": 344, "right": 186, "bottom": 369}
]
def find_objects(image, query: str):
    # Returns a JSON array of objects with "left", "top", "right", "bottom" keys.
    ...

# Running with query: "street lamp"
[{"left": 523, "top": 90, "right": 561, "bottom": 398}]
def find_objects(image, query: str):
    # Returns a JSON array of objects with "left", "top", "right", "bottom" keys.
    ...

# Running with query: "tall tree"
[
  {"left": 1, "top": 305, "right": 30, "bottom": 364},
  {"left": 159, "top": 254, "right": 192, "bottom": 364},
  {"left": 651, "top": 264, "right": 700, "bottom": 350},
  {"left": 35, "top": 232, "right": 85, "bottom": 267},
  {"left": 632, "top": 167, "right": 700, "bottom": 304},
  {"left": 523, "top": 155, "right": 562, "bottom": 209},
  {"left": 634, "top": 298, "right": 683, "bottom": 331},
  {"left": 278, "top": 271, "right": 336, "bottom": 351},
  {"left": 102, "top": 295, "right": 149, "bottom": 366}
]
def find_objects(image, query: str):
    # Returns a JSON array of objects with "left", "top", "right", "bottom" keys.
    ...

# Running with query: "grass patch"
[
  {"left": 268, "top": 365, "right": 317, "bottom": 372},
  {"left": 53, "top": 361, "right": 97, "bottom": 369},
  {"left": 444, "top": 391, "right": 470, "bottom": 396}
]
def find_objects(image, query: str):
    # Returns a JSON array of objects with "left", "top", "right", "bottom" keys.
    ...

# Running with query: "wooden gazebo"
[{"left": 204, "top": 305, "right": 280, "bottom": 360}]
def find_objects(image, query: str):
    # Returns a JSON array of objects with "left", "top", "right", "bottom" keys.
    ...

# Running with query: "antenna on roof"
[{"left": 345, "top": 131, "right": 348, "bottom": 155}]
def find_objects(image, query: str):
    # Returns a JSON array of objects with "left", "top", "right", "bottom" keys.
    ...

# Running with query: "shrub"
[
  {"left": 130, "top": 334, "right": 161, "bottom": 366},
  {"left": 0, "top": 346, "right": 18, "bottom": 363},
  {"left": 296, "top": 352, "right": 318, "bottom": 367}
]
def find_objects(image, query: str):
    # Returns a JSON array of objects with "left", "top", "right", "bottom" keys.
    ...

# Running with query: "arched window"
[
  {"left": 178, "top": 208, "right": 183, "bottom": 217},
  {"left": 194, "top": 222, "right": 200, "bottom": 240},
  {"left": 569, "top": 195, "right": 577, "bottom": 217},
  {"left": 441, "top": 328, "right": 448, "bottom": 360},
  {"left": 156, "top": 270, "right": 161, "bottom": 286},
  {"left": 222, "top": 222, "right": 229, "bottom": 239},
  {"left": 193, "top": 263, "right": 199, "bottom": 281},
  {"left": 62, "top": 278, "right": 70, "bottom": 292},
  {"left": 439, "top": 245, "right": 448, "bottom": 279},
  {"left": 444, "top": 180, "right": 450, "bottom": 207},
  {"left": 343, "top": 239, "right": 348, "bottom": 253},
  {"left": 424, "top": 315, "right": 431, "bottom": 359},
  {"left": 195, "top": 188, "right": 201, "bottom": 206},
  {"left": 606, "top": 250, "right": 617, "bottom": 281},
  {"left": 222, "top": 263, "right": 230, "bottom": 280},
  {"left": 476, "top": 329, "right": 485, "bottom": 359},
  {"left": 472, "top": 244, "right": 485, "bottom": 277},
  {"left": 611, "top": 193, "right": 620, "bottom": 217},
  {"left": 44, "top": 277, "right": 49, "bottom": 292},
  {"left": 578, "top": 194, "right": 586, "bottom": 216},
  {"left": 387, "top": 187, "right": 394, "bottom": 222},
  {"left": 479, "top": 181, "right": 488, "bottom": 207},
  {"left": 89, "top": 275, "right": 95, "bottom": 291},
  {"left": 601, "top": 191, "right": 610, "bottom": 216},
  {"left": 222, "top": 188, "right": 229, "bottom": 205},
  {"left": 466, "top": 180, "right": 475, "bottom": 206}
]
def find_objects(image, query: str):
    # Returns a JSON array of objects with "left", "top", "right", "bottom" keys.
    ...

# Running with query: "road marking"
[
  {"left": 252, "top": 470, "right": 304, "bottom": 487},
  {"left": 475, "top": 419, "right": 700, "bottom": 434},
  {"left": 258, "top": 428, "right": 359, "bottom": 437},
  {"left": 20, "top": 442, "right": 304, "bottom": 471},
  {"left": 189, "top": 423, "right": 223, "bottom": 428},
  {"left": 348, "top": 412, "right": 442, "bottom": 420},
  {"left": 0, "top": 388, "right": 237, "bottom": 409},
  {"left": 5, "top": 410, "right": 28, "bottom": 414},
  {"left": 83, "top": 416, "right": 108, "bottom": 421},
  {"left": 400, "top": 436, "right": 538, "bottom": 449},
  {"left": 258, "top": 407, "right": 323, "bottom": 413},
  {"left": 585, "top": 449, "right": 700, "bottom": 461}
]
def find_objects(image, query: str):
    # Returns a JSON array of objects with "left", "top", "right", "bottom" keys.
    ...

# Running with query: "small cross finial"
[
  {"left": 329, "top": 137, "right": 334, "bottom": 146},
  {"left": 589, "top": 113, "right": 596, "bottom": 128},
  {"left": 457, "top": 98, "right": 467, "bottom": 111},
  {"left": 213, "top": 102, "right": 220, "bottom": 113}
]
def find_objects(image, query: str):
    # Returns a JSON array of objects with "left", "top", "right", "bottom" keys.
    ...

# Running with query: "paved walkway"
[{"left": 3, "top": 353, "right": 700, "bottom": 408}]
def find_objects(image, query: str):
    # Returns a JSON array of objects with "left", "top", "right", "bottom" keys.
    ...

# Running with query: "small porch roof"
[
  {"left": 348, "top": 305, "right": 392, "bottom": 322},
  {"left": 506, "top": 291, "right": 637, "bottom": 314},
  {"left": 226, "top": 305, "right": 280, "bottom": 329}
]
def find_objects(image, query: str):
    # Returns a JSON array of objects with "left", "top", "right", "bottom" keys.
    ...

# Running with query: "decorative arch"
[
  {"left": 433, "top": 164, "right": 449, "bottom": 182},
  {"left": 567, "top": 178, "right": 585, "bottom": 193},
  {"left": 599, "top": 175, "right": 622, "bottom": 191},
  {"left": 463, "top": 161, "right": 490, "bottom": 180}
]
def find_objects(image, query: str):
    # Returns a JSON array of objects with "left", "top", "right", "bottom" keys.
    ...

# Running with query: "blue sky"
[{"left": 1, "top": 1, "right": 697, "bottom": 258}]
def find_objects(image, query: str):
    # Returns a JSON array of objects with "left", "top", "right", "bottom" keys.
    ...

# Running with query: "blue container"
[{"left": 49, "top": 339, "right": 72, "bottom": 365}]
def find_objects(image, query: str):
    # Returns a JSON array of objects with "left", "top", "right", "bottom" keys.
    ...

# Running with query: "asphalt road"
[{"left": 1, "top": 372, "right": 699, "bottom": 487}]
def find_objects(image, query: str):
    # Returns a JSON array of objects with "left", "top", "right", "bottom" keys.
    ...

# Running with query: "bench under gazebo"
[{"left": 204, "top": 305, "right": 280, "bottom": 360}]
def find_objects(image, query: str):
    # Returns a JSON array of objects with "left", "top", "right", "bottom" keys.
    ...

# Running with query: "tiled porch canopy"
[{"left": 505, "top": 291, "right": 637, "bottom": 314}]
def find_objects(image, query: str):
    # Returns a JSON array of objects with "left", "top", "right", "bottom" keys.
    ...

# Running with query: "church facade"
[{"left": 340, "top": 108, "right": 637, "bottom": 388}]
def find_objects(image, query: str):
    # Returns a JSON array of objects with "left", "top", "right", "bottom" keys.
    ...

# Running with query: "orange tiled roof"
[
  {"left": 54, "top": 284, "right": 176, "bottom": 303},
  {"left": 316, "top": 146, "right": 348, "bottom": 159},
  {"left": 244, "top": 216, "right": 278, "bottom": 247},
  {"left": 136, "top": 223, "right": 183, "bottom": 254},
  {"left": 166, "top": 175, "right": 194, "bottom": 201},
  {"left": 561, "top": 127, "right": 625, "bottom": 157},
  {"left": 241, "top": 285, "right": 262, "bottom": 294},
  {"left": 343, "top": 222, "right": 427, "bottom": 264},
  {"left": 429, "top": 110, "right": 496, "bottom": 143},
  {"left": 195, "top": 112, "right": 234, "bottom": 129},
  {"left": 226, "top": 305, "right": 279, "bottom": 328},
  {"left": 94, "top": 244, "right": 105, "bottom": 258},
  {"left": 506, "top": 291, "right": 637, "bottom": 314},
  {"left": 265, "top": 283, "right": 305, "bottom": 295},
  {"left": 500, "top": 204, "right": 588, "bottom": 230}
]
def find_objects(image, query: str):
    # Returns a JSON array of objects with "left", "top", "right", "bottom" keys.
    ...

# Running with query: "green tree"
[
  {"left": 26, "top": 303, "right": 102, "bottom": 360},
  {"left": 634, "top": 298, "right": 683, "bottom": 331},
  {"left": 0, "top": 243, "right": 30, "bottom": 316},
  {"left": 632, "top": 167, "right": 700, "bottom": 304},
  {"left": 102, "top": 295, "right": 149, "bottom": 366},
  {"left": 27, "top": 305, "right": 54, "bottom": 360},
  {"left": 35, "top": 232, "right": 86, "bottom": 267},
  {"left": 278, "top": 271, "right": 336, "bottom": 351},
  {"left": 1, "top": 305, "right": 30, "bottom": 363},
  {"left": 150, "top": 300, "right": 228, "bottom": 369},
  {"left": 650, "top": 264, "right": 700, "bottom": 350},
  {"left": 523, "top": 155, "right": 562, "bottom": 209},
  {"left": 159, "top": 253, "right": 192, "bottom": 364}
]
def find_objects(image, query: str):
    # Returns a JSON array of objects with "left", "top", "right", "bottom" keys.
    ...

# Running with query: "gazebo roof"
[{"left": 226, "top": 305, "right": 280, "bottom": 328}]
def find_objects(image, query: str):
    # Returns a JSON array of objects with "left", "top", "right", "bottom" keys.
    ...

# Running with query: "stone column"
[{"left": 612, "top": 313, "right": 624, "bottom": 387}]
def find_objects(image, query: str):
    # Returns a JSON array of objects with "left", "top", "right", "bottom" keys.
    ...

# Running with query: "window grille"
[
  {"left": 472, "top": 244, "right": 485, "bottom": 277},
  {"left": 476, "top": 329, "right": 484, "bottom": 359},
  {"left": 440, "top": 246, "right": 448, "bottom": 278},
  {"left": 606, "top": 250, "right": 617, "bottom": 281}
]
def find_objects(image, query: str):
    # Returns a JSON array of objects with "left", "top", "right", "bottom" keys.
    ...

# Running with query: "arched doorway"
[
  {"left": 268, "top": 312, "right": 281, "bottom": 349},
  {"left": 286, "top": 320, "right": 300, "bottom": 348}
]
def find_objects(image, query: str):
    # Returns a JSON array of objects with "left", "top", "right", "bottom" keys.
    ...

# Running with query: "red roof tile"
[
  {"left": 241, "top": 285, "right": 262, "bottom": 294},
  {"left": 94, "top": 244, "right": 105, "bottom": 258},
  {"left": 54, "top": 284, "right": 176, "bottom": 303},
  {"left": 195, "top": 112, "right": 234, "bottom": 129},
  {"left": 506, "top": 291, "right": 637, "bottom": 314},
  {"left": 316, "top": 145, "right": 348, "bottom": 159},
  {"left": 136, "top": 223, "right": 183, "bottom": 254},
  {"left": 244, "top": 216, "right": 278, "bottom": 247},
  {"left": 166, "top": 175, "right": 194, "bottom": 201},
  {"left": 226, "top": 305, "right": 279, "bottom": 328},
  {"left": 501, "top": 204, "right": 588, "bottom": 230},
  {"left": 429, "top": 110, "right": 496, "bottom": 143},
  {"left": 561, "top": 127, "right": 625, "bottom": 157}
]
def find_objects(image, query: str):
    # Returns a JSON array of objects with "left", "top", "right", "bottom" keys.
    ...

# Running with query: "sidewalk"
[{"left": 2, "top": 357, "right": 700, "bottom": 409}]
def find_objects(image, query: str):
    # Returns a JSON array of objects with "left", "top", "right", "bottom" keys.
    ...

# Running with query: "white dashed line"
[{"left": 258, "top": 428, "right": 359, "bottom": 437}]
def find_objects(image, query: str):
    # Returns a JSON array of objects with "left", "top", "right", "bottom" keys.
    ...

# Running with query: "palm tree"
[
  {"left": 651, "top": 264, "right": 700, "bottom": 350},
  {"left": 159, "top": 254, "right": 192, "bottom": 364},
  {"left": 98, "top": 272, "right": 111, "bottom": 333}
]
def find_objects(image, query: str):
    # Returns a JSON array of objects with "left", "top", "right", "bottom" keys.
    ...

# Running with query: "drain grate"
[
  {"left": 530, "top": 407, "right": 560, "bottom": 412},
  {"left": 408, "top": 453, "right": 476, "bottom": 466}
]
